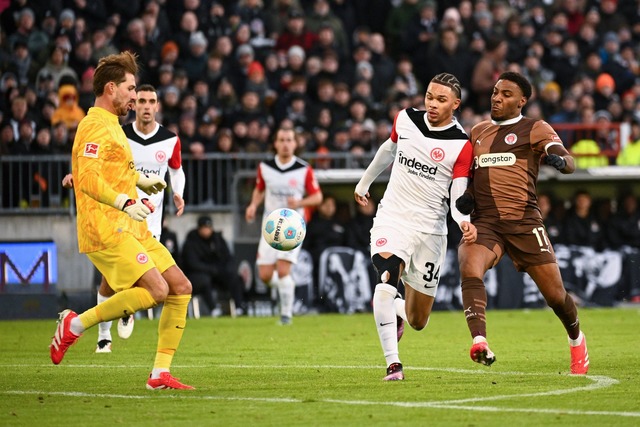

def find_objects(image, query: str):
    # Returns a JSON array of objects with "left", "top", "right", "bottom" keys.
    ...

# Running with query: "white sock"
[
  {"left": 69, "top": 317, "right": 85, "bottom": 335},
  {"left": 373, "top": 283, "right": 400, "bottom": 367},
  {"left": 151, "top": 368, "right": 169, "bottom": 379},
  {"left": 473, "top": 335, "right": 487, "bottom": 344},
  {"left": 268, "top": 271, "right": 279, "bottom": 286},
  {"left": 569, "top": 331, "right": 584, "bottom": 347},
  {"left": 97, "top": 293, "right": 112, "bottom": 341},
  {"left": 277, "top": 275, "right": 295, "bottom": 318},
  {"left": 394, "top": 297, "right": 407, "bottom": 322}
]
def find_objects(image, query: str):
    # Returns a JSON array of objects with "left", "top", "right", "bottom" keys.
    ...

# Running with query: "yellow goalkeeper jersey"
[{"left": 71, "top": 107, "right": 150, "bottom": 253}]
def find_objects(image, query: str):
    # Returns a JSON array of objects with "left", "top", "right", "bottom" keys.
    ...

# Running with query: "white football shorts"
[
  {"left": 256, "top": 237, "right": 301, "bottom": 265},
  {"left": 370, "top": 222, "right": 447, "bottom": 297}
]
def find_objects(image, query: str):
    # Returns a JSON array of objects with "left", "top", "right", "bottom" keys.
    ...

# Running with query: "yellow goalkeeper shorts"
[{"left": 87, "top": 233, "right": 175, "bottom": 292}]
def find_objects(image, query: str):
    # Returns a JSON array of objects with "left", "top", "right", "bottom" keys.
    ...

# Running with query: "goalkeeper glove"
[
  {"left": 114, "top": 194, "right": 155, "bottom": 221},
  {"left": 544, "top": 154, "right": 566, "bottom": 170},
  {"left": 137, "top": 172, "right": 166, "bottom": 195},
  {"left": 455, "top": 193, "right": 475, "bottom": 215}
]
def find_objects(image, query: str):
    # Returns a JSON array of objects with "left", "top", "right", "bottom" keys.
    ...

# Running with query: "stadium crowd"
[
  {"left": 1, "top": 1, "right": 640, "bottom": 213},
  {"left": 1, "top": 0, "right": 640, "bottom": 163}
]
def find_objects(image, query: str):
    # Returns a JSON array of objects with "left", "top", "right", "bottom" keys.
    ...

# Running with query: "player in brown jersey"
[{"left": 455, "top": 72, "right": 589, "bottom": 375}]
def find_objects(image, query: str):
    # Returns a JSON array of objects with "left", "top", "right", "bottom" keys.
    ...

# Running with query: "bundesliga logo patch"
[{"left": 83, "top": 143, "right": 99, "bottom": 158}]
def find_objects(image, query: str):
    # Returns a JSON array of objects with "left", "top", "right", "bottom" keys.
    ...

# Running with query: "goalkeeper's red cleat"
[
  {"left": 146, "top": 372, "right": 195, "bottom": 390},
  {"left": 570, "top": 332, "right": 589, "bottom": 375},
  {"left": 50, "top": 309, "right": 81, "bottom": 364}
]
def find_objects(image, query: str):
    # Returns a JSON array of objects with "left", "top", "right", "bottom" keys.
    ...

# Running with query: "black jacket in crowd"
[{"left": 181, "top": 229, "right": 234, "bottom": 277}]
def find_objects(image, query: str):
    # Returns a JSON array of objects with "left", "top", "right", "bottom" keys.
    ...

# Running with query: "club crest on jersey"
[
  {"left": 155, "top": 151, "right": 166, "bottom": 162},
  {"left": 504, "top": 133, "right": 518, "bottom": 145},
  {"left": 376, "top": 238, "right": 387, "bottom": 247},
  {"left": 430, "top": 147, "right": 445, "bottom": 162},
  {"left": 136, "top": 253, "right": 148, "bottom": 264},
  {"left": 83, "top": 143, "right": 99, "bottom": 158}
]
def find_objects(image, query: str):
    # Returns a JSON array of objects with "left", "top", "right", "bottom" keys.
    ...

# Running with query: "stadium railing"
[
  {"left": 551, "top": 122, "right": 622, "bottom": 163},
  {"left": 0, "top": 121, "right": 634, "bottom": 215},
  {"left": 0, "top": 151, "right": 374, "bottom": 214}
]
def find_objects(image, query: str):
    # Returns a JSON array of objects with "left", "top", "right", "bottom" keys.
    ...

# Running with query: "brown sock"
[
  {"left": 550, "top": 293, "right": 580, "bottom": 340},
  {"left": 461, "top": 277, "right": 487, "bottom": 338}
]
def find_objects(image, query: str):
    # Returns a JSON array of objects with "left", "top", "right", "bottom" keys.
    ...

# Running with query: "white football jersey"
[
  {"left": 256, "top": 156, "right": 321, "bottom": 223},
  {"left": 124, "top": 122, "right": 182, "bottom": 239},
  {"left": 375, "top": 108, "right": 473, "bottom": 235}
]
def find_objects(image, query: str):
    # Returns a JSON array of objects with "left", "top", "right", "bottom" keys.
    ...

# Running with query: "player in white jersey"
[
  {"left": 245, "top": 126, "right": 323, "bottom": 325},
  {"left": 123, "top": 85, "right": 186, "bottom": 239},
  {"left": 63, "top": 84, "right": 186, "bottom": 352},
  {"left": 354, "top": 73, "right": 477, "bottom": 380}
]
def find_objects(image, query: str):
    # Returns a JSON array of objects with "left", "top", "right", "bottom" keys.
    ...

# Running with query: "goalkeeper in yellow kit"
[{"left": 49, "top": 51, "right": 194, "bottom": 390}]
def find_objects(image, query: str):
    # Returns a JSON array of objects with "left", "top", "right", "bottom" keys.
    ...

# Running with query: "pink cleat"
[
  {"left": 383, "top": 362, "right": 404, "bottom": 381},
  {"left": 146, "top": 372, "right": 195, "bottom": 390},
  {"left": 570, "top": 332, "right": 589, "bottom": 375},
  {"left": 470, "top": 337, "right": 496, "bottom": 366}
]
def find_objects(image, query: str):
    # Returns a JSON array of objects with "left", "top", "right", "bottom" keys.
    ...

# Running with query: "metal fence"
[
  {"left": 0, "top": 151, "right": 375, "bottom": 214},
  {"left": 0, "top": 120, "right": 629, "bottom": 215}
]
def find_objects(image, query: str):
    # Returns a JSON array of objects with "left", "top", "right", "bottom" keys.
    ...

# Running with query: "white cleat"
[
  {"left": 96, "top": 339, "right": 112, "bottom": 353},
  {"left": 117, "top": 315, "right": 134, "bottom": 340}
]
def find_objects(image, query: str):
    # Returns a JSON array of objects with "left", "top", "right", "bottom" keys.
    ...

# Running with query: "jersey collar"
[
  {"left": 491, "top": 114, "right": 523, "bottom": 126},
  {"left": 133, "top": 122, "right": 160, "bottom": 139},
  {"left": 425, "top": 116, "right": 460, "bottom": 132},
  {"left": 275, "top": 156, "right": 296, "bottom": 169}
]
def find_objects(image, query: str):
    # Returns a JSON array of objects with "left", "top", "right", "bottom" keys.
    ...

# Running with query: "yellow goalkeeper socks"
[
  {"left": 78, "top": 287, "right": 157, "bottom": 330},
  {"left": 154, "top": 294, "right": 191, "bottom": 370}
]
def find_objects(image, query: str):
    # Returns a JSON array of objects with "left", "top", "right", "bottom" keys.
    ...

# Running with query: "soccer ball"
[{"left": 262, "top": 208, "right": 306, "bottom": 251}]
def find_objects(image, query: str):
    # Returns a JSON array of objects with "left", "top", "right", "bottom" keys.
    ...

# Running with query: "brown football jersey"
[{"left": 469, "top": 116, "right": 563, "bottom": 221}]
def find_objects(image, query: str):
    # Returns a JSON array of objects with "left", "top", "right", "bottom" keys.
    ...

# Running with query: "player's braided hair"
[{"left": 431, "top": 73, "right": 462, "bottom": 99}]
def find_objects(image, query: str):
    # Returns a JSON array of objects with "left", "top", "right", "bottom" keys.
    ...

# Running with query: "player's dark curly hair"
[
  {"left": 431, "top": 73, "right": 461, "bottom": 99},
  {"left": 497, "top": 71, "right": 532, "bottom": 99}
]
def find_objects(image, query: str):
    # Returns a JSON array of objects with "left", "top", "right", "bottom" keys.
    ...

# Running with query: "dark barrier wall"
[{"left": 236, "top": 244, "right": 640, "bottom": 314}]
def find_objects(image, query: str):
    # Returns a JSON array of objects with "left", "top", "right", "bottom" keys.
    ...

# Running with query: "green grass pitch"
[{"left": 1, "top": 307, "right": 639, "bottom": 426}]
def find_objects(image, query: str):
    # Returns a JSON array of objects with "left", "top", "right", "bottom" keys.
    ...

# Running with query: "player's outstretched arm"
[
  {"left": 354, "top": 191, "right": 370, "bottom": 207},
  {"left": 355, "top": 138, "right": 396, "bottom": 199},
  {"left": 169, "top": 166, "right": 186, "bottom": 216},
  {"left": 75, "top": 156, "right": 151, "bottom": 221},
  {"left": 288, "top": 191, "right": 323, "bottom": 209},
  {"left": 245, "top": 187, "right": 265, "bottom": 223},
  {"left": 545, "top": 145, "right": 575, "bottom": 174}
]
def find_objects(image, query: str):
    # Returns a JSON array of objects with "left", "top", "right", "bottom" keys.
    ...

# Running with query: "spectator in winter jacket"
[{"left": 181, "top": 215, "right": 247, "bottom": 316}]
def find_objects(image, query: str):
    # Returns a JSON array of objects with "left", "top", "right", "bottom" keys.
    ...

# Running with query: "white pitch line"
[
  {"left": 4, "top": 388, "right": 640, "bottom": 418},
  {"left": 0, "top": 363, "right": 609, "bottom": 377},
  {"left": 1, "top": 364, "right": 636, "bottom": 418}
]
